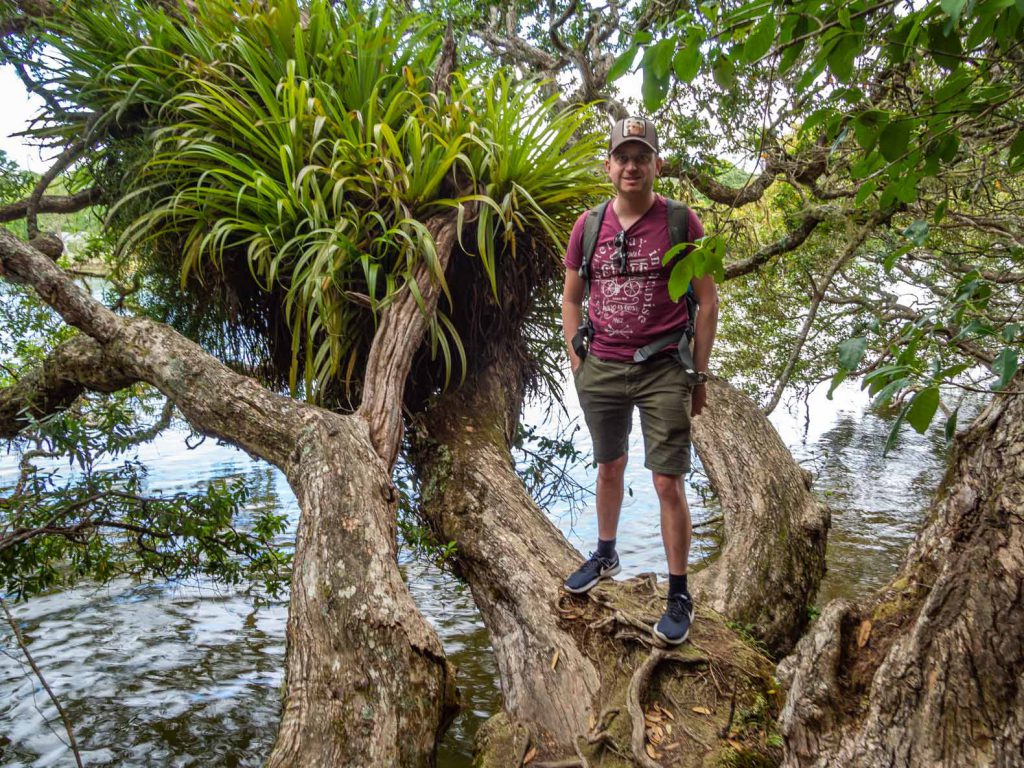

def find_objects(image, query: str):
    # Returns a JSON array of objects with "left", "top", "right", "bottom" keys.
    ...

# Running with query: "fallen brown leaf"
[
  {"left": 523, "top": 745, "right": 537, "bottom": 764},
  {"left": 549, "top": 648, "right": 560, "bottom": 671},
  {"left": 857, "top": 619, "right": 873, "bottom": 648},
  {"left": 645, "top": 743, "right": 659, "bottom": 759},
  {"left": 692, "top": 706, "right": 712, "bottom": 716}
]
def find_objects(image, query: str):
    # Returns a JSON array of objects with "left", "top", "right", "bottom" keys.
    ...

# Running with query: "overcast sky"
[{"left": 1, "top": 66, "right": 47, "bottom": 171}]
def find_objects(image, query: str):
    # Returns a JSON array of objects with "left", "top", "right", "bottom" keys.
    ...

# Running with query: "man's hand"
[{"left": 691, "top": 383, "right": 707, "bottom": 416}]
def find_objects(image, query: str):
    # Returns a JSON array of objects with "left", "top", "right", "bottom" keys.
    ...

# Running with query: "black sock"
[
  {"left": 596, "top": 537, "right": 616, "bottom": 559},
  {"left": 668, "top": 573, "right": 688, "bottom": 597}
]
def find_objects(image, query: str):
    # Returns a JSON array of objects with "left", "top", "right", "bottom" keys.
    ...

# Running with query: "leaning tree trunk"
[
  {"left": 0, "top": 229, "right": 458, "bottom": 766},
  {"left": 777, "top": 380, "right": 1024, "bottom": 766},
  {"left": 409, "top": 357, "right": 602, "bottom": 744},
  {"left": 410, "top": 348, "right": 829, "bottom": 764},
  {"left": 690, "top": 377, "right": 830, "bottom": 655}
]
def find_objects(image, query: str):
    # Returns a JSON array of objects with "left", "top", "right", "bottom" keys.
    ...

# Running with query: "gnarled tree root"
[{"left": 474, "top": 575, "right": 785, "bottom": 767}]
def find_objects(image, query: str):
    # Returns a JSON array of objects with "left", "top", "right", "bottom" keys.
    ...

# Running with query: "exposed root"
[{"left": 627, "top": 648, "right": 669, "bottom": 768}]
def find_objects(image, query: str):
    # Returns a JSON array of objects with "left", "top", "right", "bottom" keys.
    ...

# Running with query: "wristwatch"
[{"left": 695, "top": 371, "right": 709, "bottom": 385}]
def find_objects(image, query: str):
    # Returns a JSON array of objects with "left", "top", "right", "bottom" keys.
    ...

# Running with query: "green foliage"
[
  {"left": 2, "top": 458, "right": 291, "bottom": 601},
  {"left": 513, "top": 419, "right": 591, "bottom": 518},
  {"left": 27, "top": 0, "right": 607, "bottom": 399},
  {"left": 0, "top": 150, "right": 33, "bottom": 205},
  {"left": 1, "top": 387, "right": 291, "bottom": 601},
  {"left": 615, "top": 0, "right": 1023, "bottom": 436}
]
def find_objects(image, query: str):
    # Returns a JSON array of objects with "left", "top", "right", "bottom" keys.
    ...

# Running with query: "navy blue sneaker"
[
  {"left": 563, "top": 552, "right": 621, "bottom": 594},
  {"left": 653, "top": 592, "right": 694, "bottom": 645}
]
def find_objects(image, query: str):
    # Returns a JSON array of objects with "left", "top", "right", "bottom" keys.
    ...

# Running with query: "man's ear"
[{"left": 655, "top": 156, "right": 664, "bottom": 176}]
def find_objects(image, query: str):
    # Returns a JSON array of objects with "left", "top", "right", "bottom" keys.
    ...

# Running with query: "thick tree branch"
[
  {"left": 358, "top": 212, "right": 458, "bottom": 468},
  {"left": 724, "top": 206, "right": 837, "bottom": 280},
  {"left": 0, "top": 188, "right": 102, "bottom": 223},
  {"left": 0, "top": 335, "right": 136, "bottom": 439}
]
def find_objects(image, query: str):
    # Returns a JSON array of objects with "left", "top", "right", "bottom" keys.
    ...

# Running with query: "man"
[{"left": 561, "top": 117, "right": 718, "bottom": 646}]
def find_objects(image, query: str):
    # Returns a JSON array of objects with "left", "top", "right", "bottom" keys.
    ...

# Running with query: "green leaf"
[
  {"left": 826, "top": 369, "right": 847, "bottom": 399},
  {"left": 826, "top": 32, "right": 861, "bottom": 83},
  {"left": 647, "top": 38, "right": 675, "bottom": 79},
  {"left": 879, "top": 119, "right": 912, "bottom": 162},
  {"left": 1009, "top": 129, "right": 1024, "bottom": 169},
  {"left": 944, "top": 409, "right": 959, "bottom": 445},
  {"left": 742, "top": 16, "right": 775, "bottom": 62},
  {"left": 1002, "top": 322, "right": 1020, "bottom": 342},
  {"left": 854, "top": 179, "right": 877, "bottom": 205},
  {"left": 927, "top": 22, "right": 963, "bottom": 69},
  {"left": 838, "top": 336, "right": 868, "bottom": 370},
  {"left": 668, "top": 256, "right": 696, "bottom": 301},
  {"left": 992, "top": 347, "right": 1019, "bottom": 389},
  {"left": 779, "top": 35, "right": 806, "bottom": 74},
  {"left": 674, "top": 44, "right": 702, "bottom": 82},
  {"left": 933, "top": 199, "right": 949, "bottom": 223},
  {"left": 883, "top": 243, "right": 913, "bottom": 272},
  {"left": 608, "top": 46, "right": 639, "bottom": 82},
  {"left": 641, "top": 70, "right": 670, "bottom": 112},
  {"left": 871, "top": 377, "right": 910, "bottom": 407},
  {"left": 906, "top": 387, "right": 940, "bottom": 434},
  {"left": 883, "top": 401, "right": 910, "bottom": 456},
  {"left": 853, "top": 109, "right": 888, "bottom": 151},
  {"left": 941, "top": 0, "right": 968, "bottom": 22},
  {"left": 713, "top": 53, "right": 736, "bottom": 89}
]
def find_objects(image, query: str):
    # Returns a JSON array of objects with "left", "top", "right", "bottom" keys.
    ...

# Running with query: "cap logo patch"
[{"left": 623, "top": 118, "right": 647, "bottom": 138}]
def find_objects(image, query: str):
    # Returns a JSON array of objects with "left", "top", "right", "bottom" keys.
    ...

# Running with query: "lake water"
[{"left": 0, "top": 375, "right": 952, "bottom": 767}]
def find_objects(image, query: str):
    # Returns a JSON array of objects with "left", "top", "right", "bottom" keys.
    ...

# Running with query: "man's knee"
[
  {"left": 652, "top": 472, "right": 685, "bottom": 503},
  {"left": 597, "top": 454, "right": 628, "bottom": 483}
]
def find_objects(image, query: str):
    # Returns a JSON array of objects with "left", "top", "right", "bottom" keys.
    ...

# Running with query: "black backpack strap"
[
  {"left": 666, "top": 199, "right": 690, "bottom": 250},
  {"left": 666, "top": 199, "right": 699, "bottom": 340},
  {"left": 579, "top": 200, "right": 611, "bottom": 288}
]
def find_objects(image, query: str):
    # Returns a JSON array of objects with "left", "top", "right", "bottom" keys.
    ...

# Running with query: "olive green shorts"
[{"left": 573, "top": 353, "right": 693, "bottom": 475}]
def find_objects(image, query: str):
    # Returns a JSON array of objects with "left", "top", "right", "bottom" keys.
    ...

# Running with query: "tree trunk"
[
  {"left": 410, "top": 351, "right": 825, "bottom": 764},
  {"left": 0, "top": 230, "right": 457, "bottom": 766},
  {"left": 690, "top": 377, "right": 831, "bottom": 655},
  {"left": 777, "top": 381, "right": 1024, "bottom": 767},
  {"left": 410, "top": 359, "right": 601, "bottom": 745}
]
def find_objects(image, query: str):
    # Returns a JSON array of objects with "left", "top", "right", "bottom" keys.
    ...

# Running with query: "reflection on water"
[{"left": 1, "top": 381, "right": 952, "bottom": 767}]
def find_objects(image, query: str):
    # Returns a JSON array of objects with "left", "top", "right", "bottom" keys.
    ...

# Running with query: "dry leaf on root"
[
  {"left": 692, "top": 706, "right": 712, "bottom": 715},
  {"left": 645, "top": 743, "right": 659, "bottom": 759},
  {"left": 549, "top": 649, "right": 560, "bottom": 670},
  {"left": 523, "top": 746, "right": 537, "bottom": 764},
  {"left": 857, "top": 619, "right": 873, "bottom": 648}
]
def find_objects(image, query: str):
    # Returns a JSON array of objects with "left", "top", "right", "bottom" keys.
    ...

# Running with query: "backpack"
[{"left": 577, "top": 198, "right": 699, "bottom": 342}]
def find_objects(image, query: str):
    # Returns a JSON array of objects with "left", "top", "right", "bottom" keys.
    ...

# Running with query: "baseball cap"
[{"left": 608, "top": 117, "right": 659, "bottom": 154}]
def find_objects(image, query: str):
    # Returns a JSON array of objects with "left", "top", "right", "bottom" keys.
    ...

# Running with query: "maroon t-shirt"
[{"left": 564, "top": 196, "right": 704, "bottom": 362}]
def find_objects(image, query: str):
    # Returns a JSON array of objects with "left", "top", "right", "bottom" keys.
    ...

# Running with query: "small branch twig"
[{"left": 1, "top": 596, "right": 85, "bottom": 768}]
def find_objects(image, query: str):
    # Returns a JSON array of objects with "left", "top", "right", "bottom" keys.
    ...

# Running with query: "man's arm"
[
  {"left": 690, "top": 272, "right": 718, "bottom": 416},
  {"left": 562, "top": 269, "right": 586, "bottom": 372}
]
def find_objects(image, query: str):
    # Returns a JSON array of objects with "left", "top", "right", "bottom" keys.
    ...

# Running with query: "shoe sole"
[
  {"left": 563, "top": 563, "right": 621, "bottom": 594},
  {"left": 651, "top": 609, "right": 695, "bottom": 645}
]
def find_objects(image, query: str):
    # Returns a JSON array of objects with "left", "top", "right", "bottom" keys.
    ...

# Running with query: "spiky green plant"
[{"left": 29, "top": 0, "right": 608, "bottom": 399}]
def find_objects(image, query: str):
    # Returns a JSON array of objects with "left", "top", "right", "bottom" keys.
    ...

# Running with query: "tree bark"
[
  {"left": 690, "top": 379, "right": 830, "bottom": 656},
  {"left": 0, "top": 229, "right": 457, "bottom": 766},
  {"left": 410, "top": 359, "right": 601, "bottom": 745},
  {"left": 777, "top": 381, "right": 1024, "bottom": 767}
]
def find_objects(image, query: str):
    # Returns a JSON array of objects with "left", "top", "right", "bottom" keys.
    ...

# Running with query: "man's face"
[{"left": 605, "top": 141, "right": 663, "bottom": 195}]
